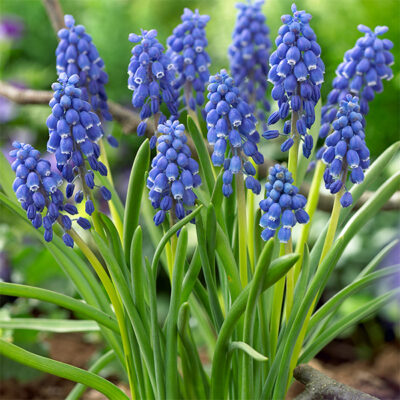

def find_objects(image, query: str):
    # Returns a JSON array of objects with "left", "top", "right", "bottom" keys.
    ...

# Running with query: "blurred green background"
[{"left": 0, "top": 0, "right": 399, "bottom": 156}]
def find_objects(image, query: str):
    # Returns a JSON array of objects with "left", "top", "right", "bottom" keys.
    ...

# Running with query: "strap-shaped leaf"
[
  {"left": 151, "top": 205, "right": 203, "bottom": 277},
  {"left": 307, "top": 264, "right": 399, "bottom": 333},
  {"left": 187, "top": 115, "right": 215, "bottom": 195},
  {"left": 0, "top": 340, "right": 129, "bottom": 400},
  {"left": 123, "top": 139, "right": 150, "bottom": 260},
  {"left": 66, "top": 350, "right": 115, "bottom": 400},
  {"left": 210, "top": 253, "right": 300, "bottom": 400},
  {"left": 229, "top": 341, "right": 268, "bottom": 362},
  {"left": 0, "top": 318, "right": 100, "bottom": 332},
  {"left": 0, "top": 282, "right": 118, "bottom": 333},
  {"left": 300, "top": 288, "right": 400, "bottom": 364},
  {"left": 0, "top": 151, "right": 15, "bottom": 201}
]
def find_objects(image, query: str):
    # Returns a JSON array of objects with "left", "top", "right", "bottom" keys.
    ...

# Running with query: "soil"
[{"left": 1, "top": 334, "right": 399, "bottom": 399}]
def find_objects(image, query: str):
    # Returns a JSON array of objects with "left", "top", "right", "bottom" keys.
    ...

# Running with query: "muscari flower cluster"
[
  {"left": 128, "top": 29, "right": 179, "bottom": 148},
  {"left": 46, "top": 73, "right": 112, "bottom": 216},
  {"left": 228, "top": 0, "right": 271, "bottom": 123},
  {"left": 147, "top": 120, "right": 201, "bottom": 226},
  {"left": 205, "top": 69, "right": 263, "bottom": 197},
  {"left": 56, "top": 15, "right": 117, "bottom": 147},
  {"left": 10, "top": 142, "right": 91, "bottom": 248},
  {"left": 167, "top": 8, "right": 211, "bottom": 113},
  {"left": 260, "top": 164, "right": 309, "bottom": 242},
  {"left": 319, "top": 25, "right": 394, "bottom": 139},
  {"left": 321, "top": 95, "right": 369, "bottom": 207},
  {"left": 264, "top": 3, "right": 324, "bottom": 158}
]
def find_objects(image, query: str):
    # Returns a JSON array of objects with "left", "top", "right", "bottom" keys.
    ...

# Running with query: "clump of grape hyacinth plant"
[
  {"left": 128, "top": 29, "right": 179, "bottom": 148},
  {"left": 264, "top": 3, "right": 324, "bottom": 158},
  {"left": 322, "top": 95, "right": 370, "bottom": 207},
  {"left": 147, "top": 119, "right": 201, "bottom": 226},
  {"left": 56, "top": 15, "right": 117, "bottom": 146},
  {"left": 259, "top": 164, "right": 309, "bottom": 242},
  {"left": 9, "top": 142, "right": 91, "bottom": 247},
  {"left": 167, "top": 8, "right": 211, "bottom": 113},
  {"left": 319, "top": 25, "right": 394, "bottom": 139},
  {"left": 46, "top": 73, "right": 111, "bottom": 217},
  {"left": 205, "top": 69, "right": 263, "bottom": 197},
  {"left": 229, "top": 0, "right": 271, "bottom": 123}
]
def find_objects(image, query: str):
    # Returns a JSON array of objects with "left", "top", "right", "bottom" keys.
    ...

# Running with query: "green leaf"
[
  {"left": 187, "top": 115, "right": 215, "bottom": 195},
  {"left": 0, "top": 340, "right": 129, "bottom": 400},
  {"left": 66, "top": 350, "right": 116, "bottom": 400},
  {"left": 100, "top": 213, "right": 129, "bottom": 282},
  {"left": 300, "top": 288, "right": 400, "bottom": 364},
  {"left": 210, "top": 253, "right": 300, "bottom": 400},
  {"left": 151, "top": 205, "right": 203, "bottom": 278},
  {"left": 229, "top": 342, "right": 268, "bottom": 362},
  {"left": 94, "top": 171, "right": 124, "bottom": 222},
  {"left": 0, "top": 150, "right": 15, "bottom": 200},
  {"left": 123, "top": 139, "right": 150, "bottom": 261},
  {"left": 307, "top": 264, "right": 399, "bottom": 334},
  {"left": 0, "top": 282, "right": 118, "bottom": 333},
  {"left": 166, "top": 227, "right": 188, "bottom": 400},
  {"left": 0, "top": 318, "right": 100, "bottom": 332},
  {"left": 196, "top": 215, "right": 224, "bottom": 330}
]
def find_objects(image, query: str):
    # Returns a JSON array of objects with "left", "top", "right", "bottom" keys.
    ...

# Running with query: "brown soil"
[{"left": 1, "top": 334, "right": 399, "bottom": 399}]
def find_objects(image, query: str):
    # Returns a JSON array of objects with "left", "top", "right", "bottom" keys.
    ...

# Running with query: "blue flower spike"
[
  {"left": 46, "top": 73, "right": 111, "bottom": 216},
  {"left": 128, "top": 29, "right": 179, "bottom": 148},
  {"left": 147, "top": 119, "right": 202, "bottom": 226},
  {"left": 9, "top": 142, "right": 92, "bottom": 247},
  {"left": 321, "top": 95, "right": 370, "bottom": 207},
  {"left": 205, "top": 69, "right": 263, "bottom": 197},
  {"left": 320, "top": 25, "right": 394, "bottom": 139},
  {"left": 229, "top": 0, "right": 271, "bottom": 124},
  {"left": 56, "top": 15, "right": 117, "bottom": 147},
  {"left": 264, "top": 3, "right": 324, "bottom": 158},
  {"left": 167, "top": 8, "right": 211, "bottom": 114},
  {"left": 259, "top": 164, "right": 309, "bottom": 243}
]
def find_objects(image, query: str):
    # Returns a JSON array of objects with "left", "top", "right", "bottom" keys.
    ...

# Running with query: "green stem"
[
  {"left": 293, "top": 160, "right": 325, "bottom": 281},
  {"left": 99, "top": 139, "right": 124, "bottom": 241},
  {"left": 269, "top": 243, "right": 286, "bottom": 360},
  {"left": 288, "top": 111, "right": 300, "bottom": 185},
  {"left": 247, "top": 163, "right": 258, "bottom": 272},
  {"left": 236, "top": 172, "right": 248, "bottom": 287}
]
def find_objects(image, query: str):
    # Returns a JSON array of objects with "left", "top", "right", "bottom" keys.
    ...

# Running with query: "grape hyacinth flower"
[
  {"left": 167, "top": 8, "right": 211, "bottom": 113},
  {"left": 205, "top": 69, "right": 263, "bottom": 197},
  {"left": 319, "top": 25, "right": 394, "bottom": 139},
  {"left": 264, "top": 3, "right": 324, "bottom": 158},
  {"left": 228, "top": 0, "right": 271, "bottom": 123},
  {"left": 128, "top": 29, "right": 179, "bottom": 148},
  {"left": 46, "top": 73, "right": 111, "bottom": 216},
  {"left": 56, "top": 15, "right": 117, "bottom": 146},
  {"left": 321, "top": 95, "right": 370, "bottom": 207},
  {"left": 147, "top": 119, "right": 201, "bottom": 226},
  {"left": 9, "top": 142, "right": 91, "bottom": 247},
  {"left": 259, "top": 164, "right": 309, "bottom": 242}
]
